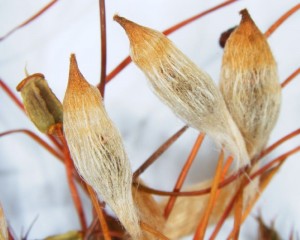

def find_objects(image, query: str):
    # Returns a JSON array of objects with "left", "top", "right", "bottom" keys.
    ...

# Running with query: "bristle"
[
  {"left": 220, "top": 9, "right": 281, "bottom": 158},
  {"left": 114, "top": 15, "right": 249, "bottom": 168},
  {"left": 63, "top": 54, "right": 141, "bottom": 238}
]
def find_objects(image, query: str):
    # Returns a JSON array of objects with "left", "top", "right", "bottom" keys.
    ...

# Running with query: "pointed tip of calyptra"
[
  {"left": 67, "top": 53, "right": 89, "bottom": 91},
  {"left": 69, "top": 53, "right": 80, "bottom": 82},
  {"left": 113, "top": 14, "right": 140, "bottom": 37},
  {"left": 113, "top": 14, "right": 129, "bottom": 29},
  {"left": 239, "top": 9, "right": 254, "bottom": 24},
  {"left": 113, "top": 14, "right": 123, "bottom": 24}
]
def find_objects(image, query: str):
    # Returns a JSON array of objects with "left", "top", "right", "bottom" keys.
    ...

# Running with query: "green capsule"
[{"left": 17, "top": 73, "right": 63, "bottom": 133}]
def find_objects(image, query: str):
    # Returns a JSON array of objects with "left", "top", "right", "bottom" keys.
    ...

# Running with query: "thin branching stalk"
[
  {"left": 98, "top": 0, "right": 107, "bottom": 97},
  {"left": 164, "top": 133, "right": 205, "bottom": 219},
  {"left": 0, "top": 0, "right": 59, "bottom": 41}
]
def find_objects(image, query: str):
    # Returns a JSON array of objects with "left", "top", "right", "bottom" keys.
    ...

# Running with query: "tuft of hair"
[
  {"left": 63, "top": 54, "right": 141, "bottom": 239},
  {"left": 220, "top": 9, "right": 281, "bottom": 159},
  {"left": 114, "top": 15, "right": 249, "bottom": 169}
]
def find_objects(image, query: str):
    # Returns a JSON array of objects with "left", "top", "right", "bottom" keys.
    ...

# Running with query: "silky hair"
[
  {"left": 220, "top": 9, "right": 281, "bottom": 158},
  {"left": 63, "top": 54, "right": 141, "bottom": 239},
  {"left": 114, "top": 15, "right": 250, "bottom": 170}
]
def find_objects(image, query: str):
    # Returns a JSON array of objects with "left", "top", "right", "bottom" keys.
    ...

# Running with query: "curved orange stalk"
[
  {"left": 0, "top": 129, "right": 64, "bottom": 162},
  {"left": 0, "top": 0, "right": 59, "bottom": 41},
  {"left": 87, "top": 185, "right": 112, "bottom": 240},
  {"left": 164, "top": 133, "right": 205, "bottom": 219},
  {"left": 133, "top": 125, "right": 188, "bottom": 180},
  {"left": 140, "top": 222, "right": 169, "bottom": 240},
  {"left": 264, "top": 4, "right": 300, "bottom": 38},
  {"left": 193, "top": 150, "right": 224, "bottom": 240},
  {"left": 281, "top": 67, "right": 300, "bottom": 89},
  {"left": 104, "top": 0, "right": 239, "bottom": 84},
  {"left": 57, "top": 126, "right": 87, "bottom": 232}
]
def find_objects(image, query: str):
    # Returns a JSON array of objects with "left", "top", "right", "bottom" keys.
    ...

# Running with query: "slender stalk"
[
  {"left": 193, "top": 150, "right": 224, "bottom": 240},
  {"left": 133, "top": 125, "right": 188, "bottom": 180},
  {"left": 0, "top": 0, "right": 59, "bottom": 41},
  {"left": 164, "top": 133, "right": 205, "bottom": 219},
  {"left": 0, "top": 80, "right": 24, "bottom": 111},
  {"left": 134, "top": 143, "right": 299, "bottom": 197},
  {"left": 84, "top": 217, "right": 99, "bottom": 240},
  {"left": 106, "top": 56, "right": 131, "bottom": 83},
  {"left": 232, "top": 187, "right": 243, "bottom": 240},
  {"left": 251, "top": 146, "right": 300, "bottom": 181},
  {"left": 0, "top": 129, "right": 64, "bottom": 162},
  {"left": 220, "top": 156, "right": 233, "bottom": 180},
  {"left": 264, "top": 4, "right": 300, "bottom": 38},
  {"left": 87, "top": 185, "right": 112, "bottom": 240},
  {"left": 98, "top": 0, "right": 107, "bottom": 97},
  {"left": 281, "top": 67, "right": 300, "bottom": 89},
  {"left": 254, "top": 128, "right": 300, "bottom": 165}
]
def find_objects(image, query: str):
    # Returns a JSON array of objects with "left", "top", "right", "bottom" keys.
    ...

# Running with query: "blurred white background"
[{"left": 0, "top": 0, "right": 299, "bottom": 239}]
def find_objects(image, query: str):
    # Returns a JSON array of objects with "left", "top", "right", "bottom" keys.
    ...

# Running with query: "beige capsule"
[
  {"left": 114, "top": 15, "right": 249, "bottom": 169},
  {"left": 220, "top": 9, "right": 281, "bottom": 158},
  {"left": 63, "top": 54, "right": 141, "bottom": 239}
]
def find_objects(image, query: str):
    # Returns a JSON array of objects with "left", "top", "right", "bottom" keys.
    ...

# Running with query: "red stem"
[
  {"left": 281, "top": 67, "right": 300, "bottom": 89},
  {"left": 133, "top": 125, "right": 188, "bottom": 179},
  {"left": 0, "top": 79, "right": 24, "bottom": 111},
  {"left": 98, "top": 0, "right": 107, "bottom": 97},
  {"left": 264, "top": 4, "right": 300, "bottom": 38},
  {"left": 0, "top": 129, "right": 64, "bottom": 162},
  {"left": 0, "top": 0, "right": 59, "bottom": 41}
]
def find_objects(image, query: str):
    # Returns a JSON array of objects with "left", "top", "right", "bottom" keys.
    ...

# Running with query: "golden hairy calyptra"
[
  {"left": 63, "top": 54, "right": 141, "bottom": 239},
  {"left": 16, "top": 73, "right": 63, "bottom": 134},
  {"left": 114, "top": 15, "right": 249, "bottom": 169},
  {"left": 220, "top": 9, "right": 281, "bottom": 158}
]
